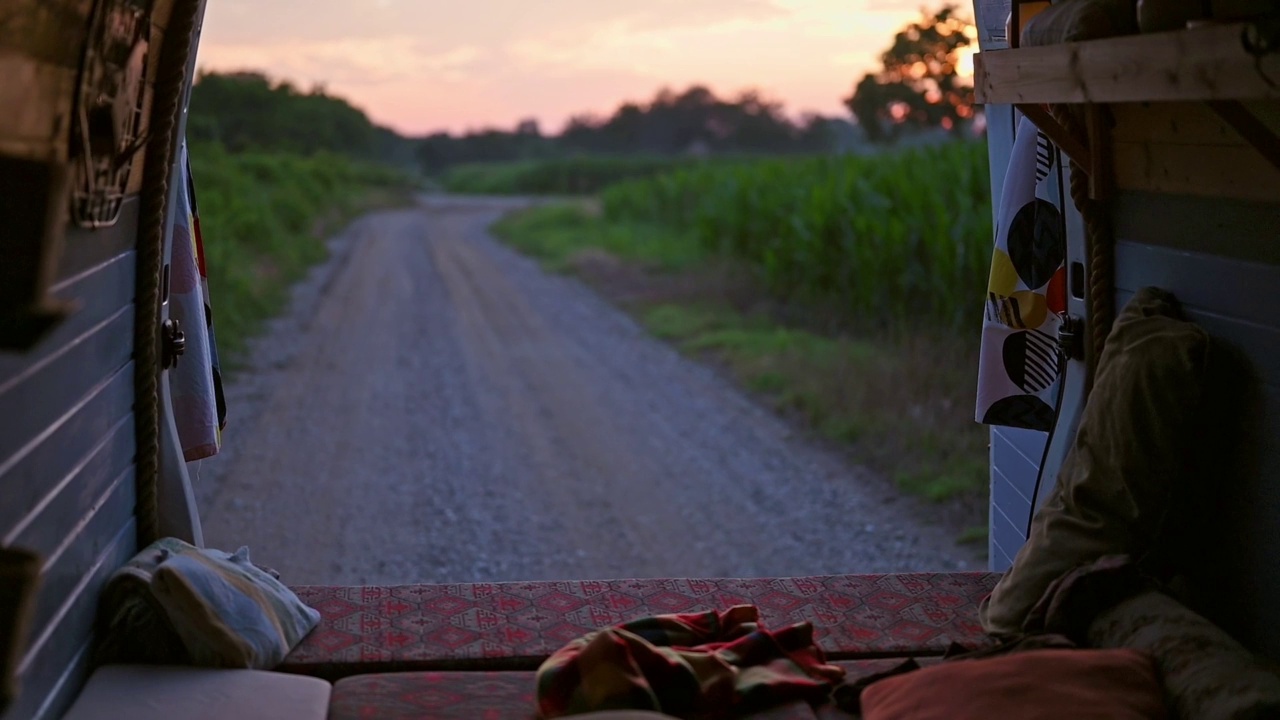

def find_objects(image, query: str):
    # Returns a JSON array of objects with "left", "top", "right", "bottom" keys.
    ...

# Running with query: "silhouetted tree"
[
  {"left": 188, "top": 71, "right": 398, "bottom": 162},
  {"left": 844, "top": 5, "right": 977, "bottom": 143}
]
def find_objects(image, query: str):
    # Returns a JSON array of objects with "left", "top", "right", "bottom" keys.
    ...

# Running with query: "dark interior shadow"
[{"left": 1172, "top": 335, "right": 1269, "bottom": 652}]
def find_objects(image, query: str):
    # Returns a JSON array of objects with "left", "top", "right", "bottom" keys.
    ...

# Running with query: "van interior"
[{"left": 2, "top": 0, "right": 1279, "bottom": 718}]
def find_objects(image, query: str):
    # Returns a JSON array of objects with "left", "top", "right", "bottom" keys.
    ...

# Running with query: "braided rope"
[
  {"left": 134, "top": 0, "right": 201, "bottom": 547},
  {"left": 1050, "top": 104, "right": 1114, "bottom": 393}
]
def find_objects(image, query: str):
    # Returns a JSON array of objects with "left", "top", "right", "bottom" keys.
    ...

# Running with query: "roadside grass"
[
  {"left": 491, "top": 202, "right": 705, "bottom": 274},
  {"left": 191, "top": 142, "right": 417, "bottom": 364},
  {"left": 957, "top": 524, "right": 990, "bottom": 546},
  {"left": 492, "top": 203, "right": 990, "bottom": 515}
]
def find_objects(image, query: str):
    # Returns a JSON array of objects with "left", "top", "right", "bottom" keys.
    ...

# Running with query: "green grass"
[
  {"left": 639, "top": 303, "right": 987, "bottom": 502},
  {"left": 491, "top": 203, "right": 706, "bottom": 273},
  {"left": 190, "top": 141, "right": 415, "bottom": 361},
  {"left": 957, "top": 525, "right": 989, "bottom": 546}
]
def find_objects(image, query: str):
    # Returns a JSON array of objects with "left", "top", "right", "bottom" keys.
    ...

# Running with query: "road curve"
[{"left": 196, "top": 196, "right": 977, "bottom": 585}]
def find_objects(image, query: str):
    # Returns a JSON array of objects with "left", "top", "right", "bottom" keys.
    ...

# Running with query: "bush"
[{"left": 189, "top": 142, "right": 412, "bottom": 358}]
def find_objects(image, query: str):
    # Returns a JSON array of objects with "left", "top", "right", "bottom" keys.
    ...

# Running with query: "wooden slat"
[
  {"left": 1208, "top": 100, "right": 1280, "bottom": 170},
  {"left": 10, "top": 521, "right": 136, "bottom": 720},
  {"left": 0, "top": 311, "right": 134, "bottom": 464},
  {"left": 0, "top": 251, "right": 135, "bottom": 388},
  {"left": 5, "top": 416, "right": 135, "bottom": 553},
  {"left": 1112, "top": 191, "right": 1280, "bottom": 265},
  {"left": 1181, "top": 308, "right": 1280, "bottom": 389},
  {"left": 1112, "top": 101, "right": 1249, "bottom": 145},
  {"left": 1112, "top": 100, "right": 1280, "bottom": 175},
  {"left": 29, "top": 639, "right": 90, "bottom": 720},
  {"left": 975, "top": 22, "right": 1280, "bottom": 105},
  {"left": 21, "top": 470, "right": 135, "bottom": 663},
  {"left": 55, "top": 202, "right": 140, "bottom": 283},
  {"left": 1113, "top": 241, "right": 1280, "bottom": 327},
  {"left": 992, "top": 465, "right": 1033, "bottom": 531},
  {"left": 1111, "top": 286, "right": 1280, "bottom": 392},
  {"left": 990, "top": 500, "right": 1027, "bottom": 570},
  {"left": 0, "top": 366, "right": 133, "bottom": 536},
  {"left": 993, "top": 425, "right": 1049, "bottom": 467},
  {"left": 1112, "top": 141, "right": 1280, "bottom": 203}
]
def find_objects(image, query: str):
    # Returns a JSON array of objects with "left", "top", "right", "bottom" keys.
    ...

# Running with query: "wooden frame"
[
  {"left": 975, "top": 21, "right": 1280, "bottom": 204},
  {"left": 975, "top": 22, "right": 1280, "bottom": 105}
]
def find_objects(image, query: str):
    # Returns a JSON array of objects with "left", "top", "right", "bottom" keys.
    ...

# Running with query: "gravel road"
[{"left": 195, "top": 195, "right": 978, "bottom": 585}]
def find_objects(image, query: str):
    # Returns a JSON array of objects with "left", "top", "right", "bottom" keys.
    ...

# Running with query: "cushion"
[
  {"left": 60, "top": 665, "right": 330, "bottom": 720},
  {"left": 150, "top": 544, "right": 321, "bottom": 669},
  {"left": 96, "top": 538, "right": 319, "bottom": 670},
  {"left": 282, "top": 573, "right": 1001, "bottom": 677},
  {"left": 860, "top": 648, "right": 1167, "bottom": 719},
  {"left": 980, "top": 287, "right": 1210, "bottom": 637},
  {"left": 573, "top": 714, "right": 682, "bottom": 719},
  {"left": 1089, "top": 591, "right": 1280, "bottom": 720},
  {"left": 326, "top": 662, "right": 918, "bottom": 720},
  {"left": 329, "top": 671, "right": 537, "bottom": 720}
]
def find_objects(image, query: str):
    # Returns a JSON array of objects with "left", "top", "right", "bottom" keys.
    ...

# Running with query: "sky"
[{"left": 195, "top": 0, "right": 952, "bottom": 137}]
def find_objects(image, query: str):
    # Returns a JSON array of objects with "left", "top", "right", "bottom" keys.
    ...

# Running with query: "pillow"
[
  {"left": 150, "top": 544, "right": 320, "bottom": 669},
  {"left": 980, "top": 287, "right": 1210, "bottom": 637},
  {"left": 860, "top": 648, "right": 1168, "bottom": 720},
  {"left": 95, "top": 537, "right": 199, "bottom": 667},
  {"left": 95, "top": 538, "right": 319, "bottom": 670},
  {"left": 1089, "top": 591, "right": 1280, "bottom": 720}
]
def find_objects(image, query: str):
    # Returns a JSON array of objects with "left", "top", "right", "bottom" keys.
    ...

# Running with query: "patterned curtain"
[{"left": 976, "top": 115, "right": 1068, "bottom": 431}]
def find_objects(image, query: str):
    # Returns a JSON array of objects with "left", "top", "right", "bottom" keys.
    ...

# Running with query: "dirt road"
[{"left": 196, "top": 196, "right": 978, "bottom": 585}]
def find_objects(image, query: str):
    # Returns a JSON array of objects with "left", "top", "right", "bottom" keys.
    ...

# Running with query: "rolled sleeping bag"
[{"left": 1089, "top": 590, "right": 1280, "bottom": 720}]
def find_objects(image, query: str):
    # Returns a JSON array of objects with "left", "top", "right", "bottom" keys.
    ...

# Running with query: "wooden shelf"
[{"left": 975, "top": 22, "right": 1280, "bottom": 105}]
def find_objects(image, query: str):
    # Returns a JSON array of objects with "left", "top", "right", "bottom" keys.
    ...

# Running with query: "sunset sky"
[{"left": 194, "top": 0, "right": 948, "bottom": 136}]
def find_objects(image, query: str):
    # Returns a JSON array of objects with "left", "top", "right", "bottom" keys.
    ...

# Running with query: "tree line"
[{"left": 187, "top": 5, "right": 976, "bottom": 173}]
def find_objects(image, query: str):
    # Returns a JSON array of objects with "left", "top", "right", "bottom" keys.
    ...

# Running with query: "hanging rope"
[
  {"left": 1050, "top": 104, "right": 1114, "bottom": 393},
  {"left": 134, "top": 0, "right": 201, "bottom": 547}
]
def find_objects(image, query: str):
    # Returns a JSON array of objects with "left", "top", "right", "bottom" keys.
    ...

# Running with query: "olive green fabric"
[
  {"left": 1090, "top": 590, "right": 1280, "bottom": 720},
  {"left": 980, "top": 287, "right": 1210, "bottom": 637},
  {"left": 0, "top": 547, "right": 41, "bottom": 717}
]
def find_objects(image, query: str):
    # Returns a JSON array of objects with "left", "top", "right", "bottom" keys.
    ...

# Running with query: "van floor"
[{"left": 194, "top": 195, "right": 978, "bottom": 585}]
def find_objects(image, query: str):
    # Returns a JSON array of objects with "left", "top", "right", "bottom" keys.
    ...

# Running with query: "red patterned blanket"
[{"left": 282, "top": 573, "right": 999, "bottom": 680}]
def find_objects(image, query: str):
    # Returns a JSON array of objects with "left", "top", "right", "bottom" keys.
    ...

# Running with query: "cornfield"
[
  {"left": 442, "top": 156, "right": 734, "bottom": 196},
  {"left": 602, "top": 142, "right": 993, "bottom": 330}
]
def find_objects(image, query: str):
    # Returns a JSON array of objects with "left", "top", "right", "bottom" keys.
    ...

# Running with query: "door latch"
[
  {"left": 161, "top": 318, "right": 185, "bottom": 369},
  {"left": 1057, "top": 314, "right": 1083, "bottom": 361}
]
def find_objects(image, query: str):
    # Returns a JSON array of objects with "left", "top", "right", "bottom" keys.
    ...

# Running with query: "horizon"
[{"left": 193, "top": 0, "right": 964, "bottom": 136}]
